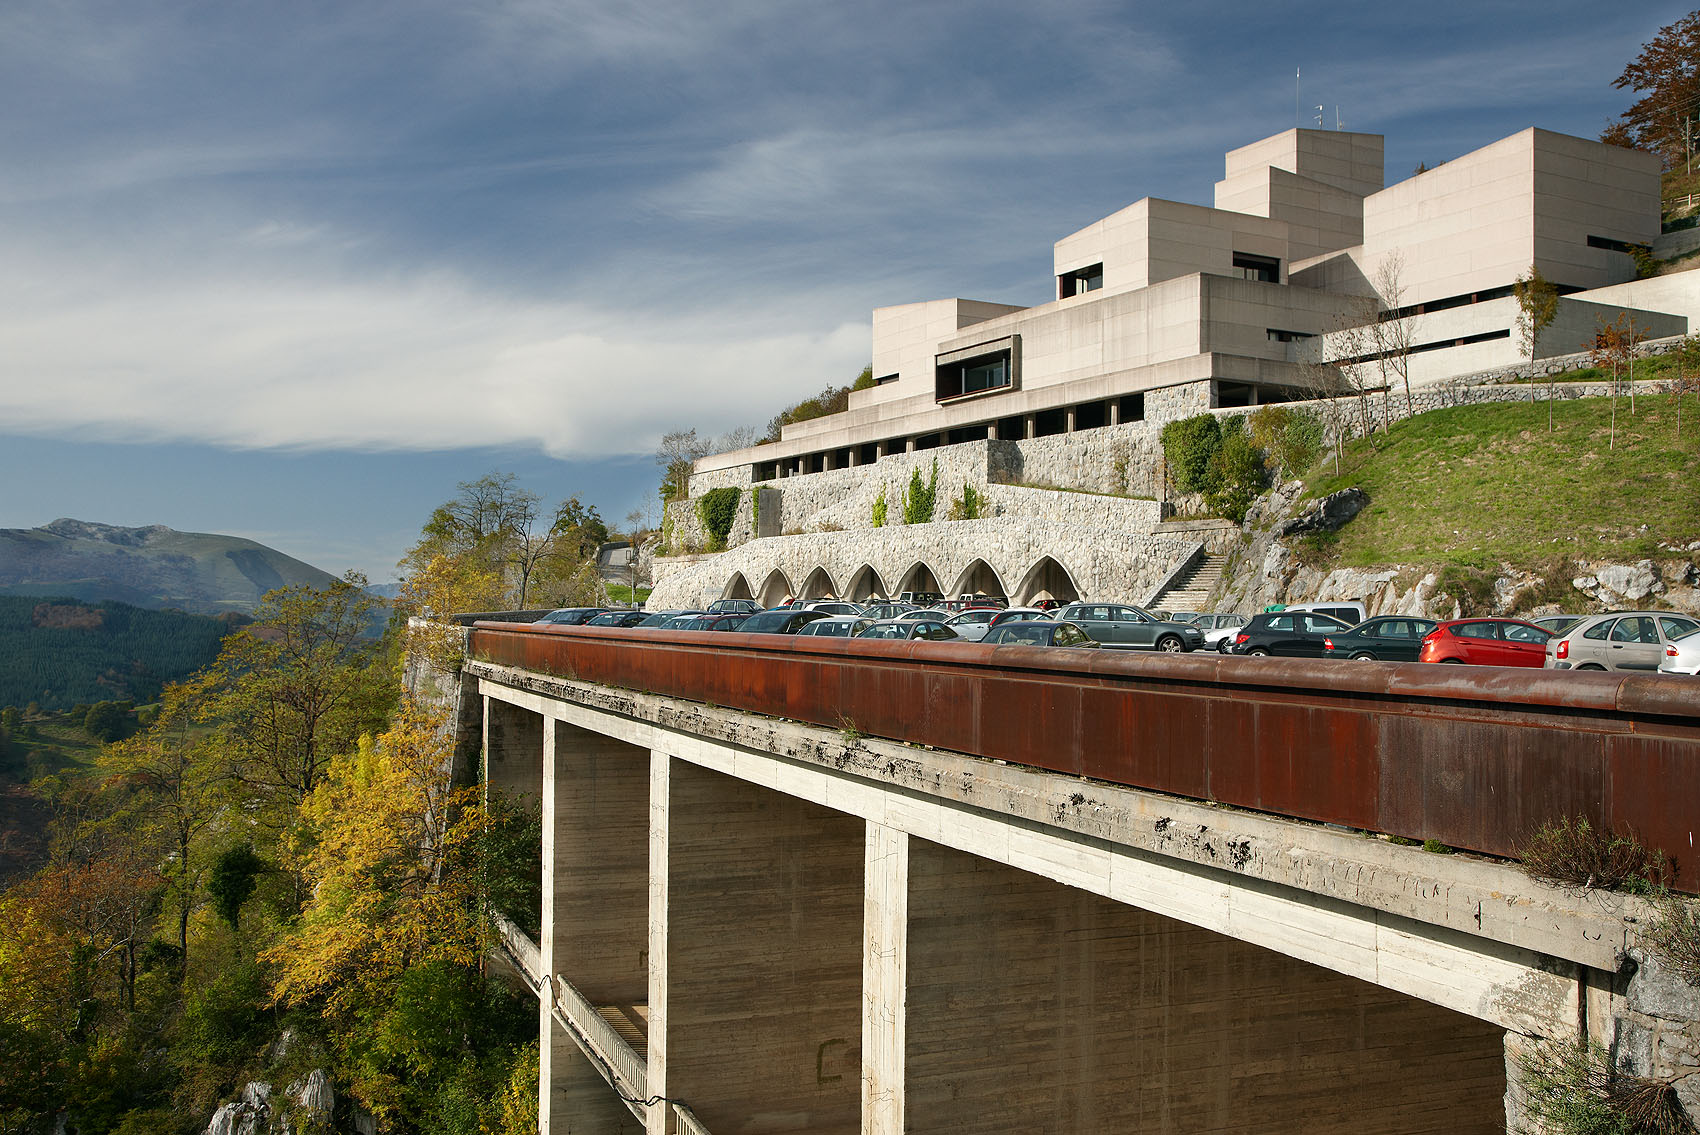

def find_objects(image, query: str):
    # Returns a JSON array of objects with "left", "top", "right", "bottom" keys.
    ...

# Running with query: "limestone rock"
[
  {"left": 204, "top": 1082, "right": 271, "bottom": 1135},
  {"left": 1275, "top": 488, "right": 1368, "bottom": 537},
  {"left": 288, "top": 1068, "right": 335, "bottom": 1120},
  {"left": 1595, "top": 559, "right": 1662, "bottom": 603}
]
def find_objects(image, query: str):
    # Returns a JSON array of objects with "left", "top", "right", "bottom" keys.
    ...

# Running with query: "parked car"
[
  {"left": 795, "top": 615, "right": 876, "bottom": 638},
  {"left": 634, "top": 609, "right": 702, "bottom": 628},
  {"left": 898, "top": 591, "right": 944, "bottom": 608},
  {"left": 1187, "top": 613, "right": 1247, "bottom": 652},
  {"left": 1165, "top": 611, "right": 1205, "bottom": 624},
  {"left": 1031, "top": 598, "right": 1066, "bottom": 611},
  {"left": 1418, "top": 618, "right": 1550, "bottom": 667},
  {"left": 1226, "top": 611, "right": 1352, "bottom": 657},
  {"left": 945, "top": 609, "right": 1001, "bottom": 641},
  {"left": 797, "top": 600, "right": 863, "bottom": 616},
  {"left": 1546, "top": 611, "right": 1700, "bottom": 672},
  {"left": 1279, "top": 600, "right": 1368, "bottom": 626},
  {"left": 897, "top": 608, "right": 954, "bottom": 622},
  {"left": 1530, "top": 614, "right": 1586, "bottom": 636},
  {"left": 856, "top": 618, "right": 959, "bottom": 641},
  {"left": 981, "top": 620, "right": 1101, "bottom": 648},
  {"left": 532, "top": 607, "right": 609, "bottom": 626},
  {"left": 988, "top": 607, "right": 1054, "bottom": 628},
  {"left": 1054, "top": 603, "right": 1206, "bottom": 652},
  {"left": 706, "top": 598, "right": 762, "bottom": 615},
  {"left": 734, "top": 609, "right": 831, "bottom": 635},
  {"left": 1660, "top": 625, "right": 1700, "bottom": 676},
  {"left": 585, "top": 609, "right": 650, "bottom": 628},
  {"left": 1321, "top": 616, "right": 1439, "bottom": 662},
  {"left": 860, "top": 602, "right": 914, "bottom": 620}
]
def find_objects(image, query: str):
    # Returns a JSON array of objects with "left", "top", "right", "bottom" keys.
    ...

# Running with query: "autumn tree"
[
  {"left": 203, "top": 574, "right": 393, "bottom": 818},
  {"left": 1514, "top": 266, "right": 1562, "bottom": 430},
  {"left": 656, "top": 429, "right": 712, "bottom": 502},
  {"left": 1603, "top": 11, "right": 1700, "bottom": 168}
]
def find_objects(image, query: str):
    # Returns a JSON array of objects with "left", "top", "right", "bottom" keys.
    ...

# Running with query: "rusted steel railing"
[{"left": 470, "top": 622, "right": 1700, "bottom": 890}]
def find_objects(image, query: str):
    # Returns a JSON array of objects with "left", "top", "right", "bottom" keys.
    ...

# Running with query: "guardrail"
[{"left": 470, "top": 622, "right": 1700, "bottom": 890}]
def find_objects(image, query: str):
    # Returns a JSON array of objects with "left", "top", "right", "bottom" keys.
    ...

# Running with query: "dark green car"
[
  {"left": 1319, "top": 616, "right": 1438, "bottom": 661},
  {"left": 1053, "top": 603, "right": 1206, "bottom": 652}
]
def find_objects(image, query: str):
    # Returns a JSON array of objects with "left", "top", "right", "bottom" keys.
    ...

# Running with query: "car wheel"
[
  {"left": 1439, "top": 658, "right": 1462, "bottom": 664},
  {"left": 1247, "top": 647, "right": 1269, "bottom": 656},
  {"left": 1577, "top": 663, "right": 1607, "bottom": 671},
  {"left": 1156, "top": 635, "right": 1183, "bottom": 653},
  {"left": 1351, "top": 652, "right": 1377, "bottom": 661}
]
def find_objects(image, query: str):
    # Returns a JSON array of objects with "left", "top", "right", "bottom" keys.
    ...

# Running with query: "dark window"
[
  {"left": 914, "top": 433, "right": 942, "bottom": 450},
  {"left": 1059, "top": 263, "right": 1104, "bottom": 298},
  {"left": 1117, "top": 393, "right": 1145, "bottom": 423},
  {"left": 1215, "top": 382, "right": 1256, "bottom": 407},
  {"left": 858, "top": 443, "right": 878, "bottom": 464},
  {"left": 1231, "top": 253, "right": 1280, "bottom": 282},
  {"left": 756, "top": 462, "right": 779, "bottom": 482},
  {"left": 1267, "top": 328, "right": 1315, "bottom": 343},
  {"left": 875, "top": 373, "right": 899, "bottom": 385},
  {"left": 936, "top": 350, "right": 1012, "bottom": 400},
  {"left": 807, "top": 453, "right": 825, "bottom": 474},
  {"left": 1588, "top": 234, "right": 1649, "bottom": 256},
  {"left": 996, "top": 415, "right": 1026, "bottom": 440},
  {"left": 1034, "top": 408, "right": 1068, "bottom": 436},
  {"left": 1074, "top": 400, "right": 1107, "bottom": 430},
  {"left": 833, "top": 447, "right": 852, "bottom": 468},
  {"left": 947, "top": 425, "right": 985, "bottom": 445}
]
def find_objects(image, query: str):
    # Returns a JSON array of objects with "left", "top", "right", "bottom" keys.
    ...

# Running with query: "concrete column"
[
  {"left": 1023, "top": 414, "right": 1036, "bottom": 439},
  {"left": 862, "top": 823, "right": 907, "bottom": 1135},
  {"left": 1109, "top": 401, "right": 1121, "bottom": 426},
  {"left": 540, "top": 719, "right": 650, "bottom": 1135},
  {"left": 904, "top": 438, "right": 916, "bottom": 454},
  {"left": 824, "top": 451, "right": 836, "bottom": 471},
  {"left": 648, "top": 757, "right": 864, "bottom": 1134},
  {"left": 876, "top": 441, "right": 889, "bottom": 459},
  {"left": 903, "top": 839, "right": 1507, "bottom": 1134},
  {"left": 1065, "top": 405, "right": 1077, "bottom": 433},
  {"left": 485, "top": 697, "right": 544, "bottom": 806},
  {"left": 984, "top": 424, "right": 996, "bottom": 441}
]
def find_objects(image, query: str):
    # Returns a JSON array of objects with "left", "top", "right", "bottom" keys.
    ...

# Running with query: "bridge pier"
[{"left": 647, "top": 758, "right": 865, "bottom": 1134}]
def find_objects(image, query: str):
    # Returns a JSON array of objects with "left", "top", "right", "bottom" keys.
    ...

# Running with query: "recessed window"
[
  {"left": 936, "top": 336, "right": 1019, "bottom": 401},
  {"left": 1232, "top": 253, "right": 1280, "bottom": 283},
  {"left": 1267, "top": 328, "right": 1314, "bottom": 343},
  {"left": 1059, "top": 263, "right": 1104, "bottom": 298},
  {"left": 1587, "top": 234, "right": 1644, "bottom": 255},
  {"left": 875, "top": 373, "right": 899, "bottom": 385}
]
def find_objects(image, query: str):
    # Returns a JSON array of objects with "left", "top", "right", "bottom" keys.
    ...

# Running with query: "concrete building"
[{"left": 693, "top": 125, "right": 1686, "bottom": 488}]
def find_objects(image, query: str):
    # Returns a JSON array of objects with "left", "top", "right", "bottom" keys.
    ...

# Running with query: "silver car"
[
  {"left": 945, "top": 609, "right": 1001, "bottom": 641},
  {"left": 795, "top": 615, "right": 875, "bottom": 638},
  {"left": 1546, "top": 611, "right": 1700, "bottom": 672},
  {"left": 1054, "top": 602, "right": 1207, "bottom": 652},
  {"left": 1659, "top": 625, "right": 1700, "bottom": 676}
]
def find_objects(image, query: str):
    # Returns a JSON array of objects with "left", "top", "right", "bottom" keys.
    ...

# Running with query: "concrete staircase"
[{"left": 1149, "top": 552, "right": 1225, "bottom": 613}]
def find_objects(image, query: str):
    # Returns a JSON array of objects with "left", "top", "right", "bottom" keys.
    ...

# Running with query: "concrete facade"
[{"left": 462, "top": 657, "right": 1698, "bottom": 1135}]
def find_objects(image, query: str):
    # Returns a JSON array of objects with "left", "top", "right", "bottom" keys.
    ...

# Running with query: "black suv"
[{"left": 1226, "top": 611, "right": 1352, "bottom": 657}]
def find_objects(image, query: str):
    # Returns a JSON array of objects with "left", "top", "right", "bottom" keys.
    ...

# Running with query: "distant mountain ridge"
[{"left": 0, "top": 519, "right": 341, "bottom": 615}]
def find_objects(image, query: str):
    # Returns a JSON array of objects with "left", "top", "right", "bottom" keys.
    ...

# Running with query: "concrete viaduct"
[{"left": 439, "top": 621, "right": 1700, "bottom": 1134}]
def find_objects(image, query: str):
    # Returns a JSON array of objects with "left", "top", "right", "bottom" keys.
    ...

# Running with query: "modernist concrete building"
[
  {"left": 648, "top": 123, "right": 1700, "bottom": 610},
  {"left": 693, "top": 125, "right": 1687, "bottom": 487}
]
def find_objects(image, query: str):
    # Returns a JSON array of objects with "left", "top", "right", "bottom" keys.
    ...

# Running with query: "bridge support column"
[
  {"left": 862, "top": 823, "right": 907, "bottom": 1135},
  {"left": 485, "top": 697, "right": 543, "bottom": 806},
  {"left": 647, "top": 755, "right": 864, "bottom": 1134},
  {"left": 540, "top": 719, "right": 650, "bottom": 1134}
]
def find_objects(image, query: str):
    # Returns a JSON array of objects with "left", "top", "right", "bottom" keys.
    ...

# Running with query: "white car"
[
  {"left": 945, "top": 609, "right": 1000, "bottom": 641},
  {"left": 1661, "top": 625, "right": 1700, "bottom": 676}
]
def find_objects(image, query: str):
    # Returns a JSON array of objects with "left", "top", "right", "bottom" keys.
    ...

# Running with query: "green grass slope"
[{"left": 1303, "top": 393, "right": 1700, "bottom": 570}]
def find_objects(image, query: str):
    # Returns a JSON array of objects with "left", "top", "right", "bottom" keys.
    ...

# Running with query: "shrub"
[
  {"left": 1509, "top": 556, "right": 1582, "bottom": 613},
  {"left": 947, "top": 482, "right": 988, "bottom": 521},
  {"left": 1643, "top": 892, "right": 1700, "bottom": 986},
  {"left": 900, "top": 459, "right": 940, "bottom": 525},
  {"left": 1515, "top": 1038, "right": 1692, "bottom": 1135},
  {"left": 207, "top": 843, "right": 269, "bottom": 929},
  {"left": 695, "top": 487, "right": 741, "bottom": 549},
  {"left": 1160, "top": 413, "right": 1221, "bottom": 493},
  {"left": 747, "top": 486, "right": 761, "bottom": 534},
  {"left": 871, "top": 487, "right": 887, "bottom": 528},
  {"left": 1201, "top": 419, "right": 1265, "bottom": 523},
  {"left": 1434, "top": 564, "right": 1497, "bottom": 617},
  {"left": 1249, "top": 405, "right": 1323, "bottom": 479},
  {"left": 1518, "top": 816, "right": 1672, "bottom": 892}
]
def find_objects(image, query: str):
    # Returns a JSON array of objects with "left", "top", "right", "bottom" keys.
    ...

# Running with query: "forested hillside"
[{"left": 0, "top": 597, "right": 235, "bottom": 711}]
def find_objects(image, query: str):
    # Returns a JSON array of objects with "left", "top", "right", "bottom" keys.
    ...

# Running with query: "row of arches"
[{"left": 721, "top": 556, "right": 1084, "bottom": 608}]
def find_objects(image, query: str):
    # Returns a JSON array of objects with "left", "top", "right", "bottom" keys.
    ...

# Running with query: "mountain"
[{"left": 0, "top": 519, "right": 341, "bottom": 615}]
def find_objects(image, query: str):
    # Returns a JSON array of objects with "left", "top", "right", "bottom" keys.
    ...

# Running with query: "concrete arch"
[
  {"left": 1013, "top": 556, "right": 1082, "bottom": 605},
  {"left": 799, "top": 565, "right": 840, "bottom": 601},
  {"left": 948, "top": 558, "right": 1008, "bottom": 601},
  {"left": 895, "top": 560, "right": 943, "bottom": 599},
  {"left": 758, "top": 568, "right": 795, "bottom": 608},
  {"left": 846, "top": 564, "right": 889, "bottom": 602},
  {"left": 722, "top": 571, "right": 754, "bottom": 601}
]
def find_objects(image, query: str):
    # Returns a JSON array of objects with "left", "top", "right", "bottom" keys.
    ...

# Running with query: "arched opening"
[
  {"left": 846, "top": 564, "right": 889, "bottom": 602},
  {"left": 948, "top": 558, "right": 1008, "bottom": 602},
  {"left": 799, "top": 566, "right": 840, "bottom": 601},
  {"left": 758, "top": 568, "right": 794, "bottom": 608},
  {"left": 1013, "top": 556, "right": 1081, "bottom": 606},
  {"left": 722, "top": 571, "right": 754, "bottom": 601},
  {"left": 895, "top": 561, "right": 943, "bottom": 600}
]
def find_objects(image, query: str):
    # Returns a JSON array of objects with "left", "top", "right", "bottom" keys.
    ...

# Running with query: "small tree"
[
  {"left": 1513, "top": 266, "right": 1561, "bottom": 430},
  {"left": 1159, "top": 414, "right": 1222, "bottom": 493},
  {"left": 655, "top": 429, "right": 711, "bottom": 502},
  {"left": 899, "top": 459, "right": 940, "bottom": 525},
  {"left": 1371, "top": 253, "right": 1416, "bottom": 420}
]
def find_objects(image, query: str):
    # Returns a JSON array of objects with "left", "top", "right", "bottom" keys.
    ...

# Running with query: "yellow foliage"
[{"left": 265, "top": 699, "right": 484, "bottom": 1017}]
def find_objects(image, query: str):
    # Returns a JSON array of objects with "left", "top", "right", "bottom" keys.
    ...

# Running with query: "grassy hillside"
[
  {"left": 1302, "top": 392, "right": 1700, "bottom": 570},
  {"left": 0, "top": 518, "right": 340, "bottom": 615},
  {"left": 0, "top": 596, "right": 234, "bottom": 710}
]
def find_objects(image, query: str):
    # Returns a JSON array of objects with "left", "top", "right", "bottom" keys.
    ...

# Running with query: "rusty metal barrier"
[{"left": 470, "top": 622, "right": 1700, "bottom": 890}]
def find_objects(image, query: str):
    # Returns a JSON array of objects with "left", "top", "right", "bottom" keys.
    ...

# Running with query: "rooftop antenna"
[
  {"left": 1335, "top": 106, "right": 1345, "bottom": 131},
  {"left": 1295, "top": 68, "right": 1301, "bottom": 129},
  {"left": 1314, "top": 105, "right": 1324, "bottom": 129}
]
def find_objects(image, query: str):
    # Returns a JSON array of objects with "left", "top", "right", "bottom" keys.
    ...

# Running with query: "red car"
[{"left": 1417, "top": 618, "right": 1551, "bottom": 667}]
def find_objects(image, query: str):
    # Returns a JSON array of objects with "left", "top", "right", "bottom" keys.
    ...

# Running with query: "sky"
[{"left": 0, "top": 0, "right": 1687, "bottom": 581}]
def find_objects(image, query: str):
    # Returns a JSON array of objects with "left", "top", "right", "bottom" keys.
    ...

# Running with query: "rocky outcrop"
[
  {"left": 203, "top": 1071, "right": 335, "bottom": 1135},
  {"left": 1275, "top": 488, "right": 1368, "bottom": 537}
]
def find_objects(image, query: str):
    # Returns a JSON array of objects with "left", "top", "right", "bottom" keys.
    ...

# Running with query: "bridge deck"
[{"left": 470, "top": 622, "right": 1700, "bottom": 890}]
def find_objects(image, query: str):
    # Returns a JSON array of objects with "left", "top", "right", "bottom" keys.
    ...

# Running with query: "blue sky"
[{"left": 0, "top": 0, "right": 1686, "bottom": 580}]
